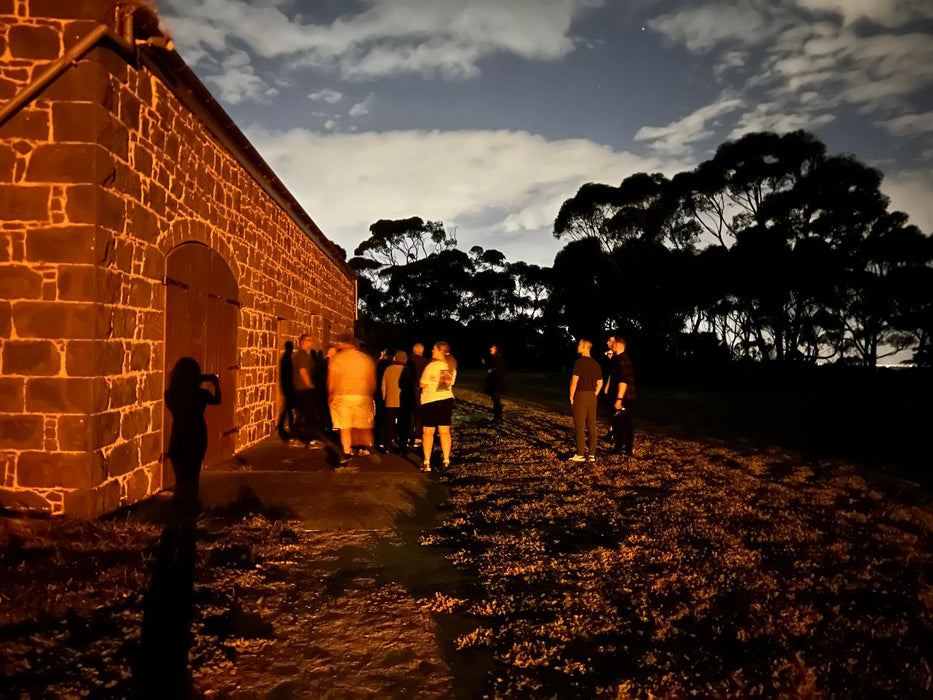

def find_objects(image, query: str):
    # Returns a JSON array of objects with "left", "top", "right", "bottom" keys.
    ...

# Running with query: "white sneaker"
[{"left": 569, "top": 454, "right": 586, "bottom": 462}]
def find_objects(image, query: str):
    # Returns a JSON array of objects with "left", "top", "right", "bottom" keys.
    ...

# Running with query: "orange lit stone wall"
[{"left": 0, "top": 0, "right": 356, "bottom": 515}]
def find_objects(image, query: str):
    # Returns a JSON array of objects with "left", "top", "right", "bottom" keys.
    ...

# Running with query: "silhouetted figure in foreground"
[
  {"left": 136, "top": 356, "right": 218, "bottom": 696},
  {"left": 484, "top": 344, "right": 506, "bottom": 424},
  {"left": 164, "top": 357, "right": 221, "bottom": 518},
  {"left": 135, "top": 521, "right": 196, "bottom": 698},
  {"left": 276, "top": 340, "right": 296, "bottom": 442}
]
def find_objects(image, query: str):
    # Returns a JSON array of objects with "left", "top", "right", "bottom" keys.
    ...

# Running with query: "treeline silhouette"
[{"left": 350, "top": 130, "right": 932, "bottom": 373}]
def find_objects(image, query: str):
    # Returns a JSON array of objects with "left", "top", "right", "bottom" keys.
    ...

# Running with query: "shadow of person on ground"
[
  {"left": 378, "top": 481, "right": 494, "bottom": 698},
  {"left": 133, "top": 357, "right": 220, "bottom": 697}
]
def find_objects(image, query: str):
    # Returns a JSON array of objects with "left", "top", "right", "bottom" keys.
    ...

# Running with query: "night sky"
[{"left": 159, "top": 0, "right": 933, "bottom": 265}]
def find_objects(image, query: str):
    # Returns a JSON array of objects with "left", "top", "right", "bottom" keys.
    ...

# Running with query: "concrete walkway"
[{"left": 132, "top": 438, "right": 437, "bottom": 531}]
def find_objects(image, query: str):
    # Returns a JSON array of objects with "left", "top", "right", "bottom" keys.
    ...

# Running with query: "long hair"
[{"left": 434, "top": 341, "right": 457, "bottom": 372}]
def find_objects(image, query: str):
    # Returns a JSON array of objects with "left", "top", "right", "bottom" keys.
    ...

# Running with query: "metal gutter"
[{"left": 0, "top": 24, "right": 133, "bottom": 127}]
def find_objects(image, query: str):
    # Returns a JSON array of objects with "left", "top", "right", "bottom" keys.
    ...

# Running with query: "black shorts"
[{"left": 421, "top": 398, "right": 453, "bottom": 427}]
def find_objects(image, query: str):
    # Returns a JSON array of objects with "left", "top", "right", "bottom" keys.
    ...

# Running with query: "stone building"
[{"left": 0, "top": 0, "right": 357, "bottom": 515}]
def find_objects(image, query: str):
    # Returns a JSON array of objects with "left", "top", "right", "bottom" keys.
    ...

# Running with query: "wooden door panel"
[{"left": 164, "top": 243, "right": 239, "bottom": 482}]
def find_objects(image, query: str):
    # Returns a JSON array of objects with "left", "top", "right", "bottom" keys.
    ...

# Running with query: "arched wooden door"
[{"left": 163, "top": 242, "right": 239, "bottom": 485}]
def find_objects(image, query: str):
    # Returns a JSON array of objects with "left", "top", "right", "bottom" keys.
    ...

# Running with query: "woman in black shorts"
[{"left": 419, "top": 341, "right": 457, "bottom": 471}]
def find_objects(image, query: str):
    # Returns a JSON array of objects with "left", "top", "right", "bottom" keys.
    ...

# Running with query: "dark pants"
[
  {"left": 295, "top": 389, "right": 342, "bottom": 465},
  {"left": 294, "top": 389, "right": 318, "bottom": 442},
  {"left": 276, "top": 391, "right": 296, "bottom": 437},
  {"left": 381, "top": 406, "right": 412, "bottom": 453},
  {"left": 571, "top": 390, "right": 597, "bottom": 457},
  {"left": 612, "top": 401, "right": 635, "bottom": 455},
  {"left": 490, "top": 392, "right": 503, "bottom": 423}
]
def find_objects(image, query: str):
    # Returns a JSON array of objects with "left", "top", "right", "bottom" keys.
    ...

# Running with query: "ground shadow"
[{"left": 381, "top": 481, "right": 496, "bottom": 697}]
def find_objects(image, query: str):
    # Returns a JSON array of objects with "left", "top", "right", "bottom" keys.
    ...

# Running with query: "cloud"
[
  {"left": 882, "top": 169, "right": 933, "bottom": 234},
  {"left": 641, "top": 1, "right": 933, "bottom": 163},
  {"left": 244, "top": 127, "right": 666, "bottom": 264},
  {"left": 205, "top": 49, "right": 278, "bottom": 104},
  {"left": 877, "top": 111, "right": 933, "bottom": 137},
  {"left": 309, "top": 88, "right": 344, "bottom": 104},
  {"left": 791, "top": 0, "right": 933, "bottom": 26},
  {"left": 634, "top": 95, "right": 744, "bottom": 156},
  {"left": 730, "top": 103, "right": 835, "bottom": 137},
  {"left": 648, "top": 2, "right": 783, "bottom": 52},
  {"left": 348, "top": 93, "right": 375, "bottom": 118},
  {"left": 162, "top": 0, "right": 604, "bottom": 82}
]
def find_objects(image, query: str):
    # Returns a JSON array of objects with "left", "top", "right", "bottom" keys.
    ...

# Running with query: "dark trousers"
[
  {"left": 294, "top": 389, "right": 318, "bottom": 442},
  {"left": 381, "top": 406, "right": 411, "bottom": 453},
  {"left": 571, "top": 390, "right": 597, "bottom": 457},
  {"left": 490, "top": 392, "right": 503, "bottom": 423},
  {"left": 612, "top": 401, "right": 635, "bottom": 455},
  {"left": 276, "top": 392, "right": 296, "bottom": 436},
  {"left": 295, "top": 390, "right": 342, "bottom": 464}
]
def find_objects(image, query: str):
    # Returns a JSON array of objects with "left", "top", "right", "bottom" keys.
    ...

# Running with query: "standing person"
[
  {"left": 608, "top": 337, "right": 637, "bottom": 457},
  {"left": 407, "top": 343, "right": 430, "bottom": 448},
  {"left": 328, "top": 335, "right": 377, "bottom": 464},
  {"left": 276, "top": 341, "right": 296, "bottom": 443},
  {"left": 291, "top": 333, "right": 318, "bottom": 447},
  {"left": 381, "top": 350, "right": 410, "bottom": 454},
  {"left": 374, "top": 349, "right": 392, "bottom": 450},
  {"left": 314, "top": 344, "right": 337, "bottom": 438},
  {"left": 600, "top": 335, "right": 616, "bottom": 443},
  {"left": 569, "top": 338, "right": 603, "bottom": 463},
  {"left": 420, "top": 341, "right": 457, "bottom": 472},
  {"left": 484, "top": 344, "right": 506, "bottom": 425}
]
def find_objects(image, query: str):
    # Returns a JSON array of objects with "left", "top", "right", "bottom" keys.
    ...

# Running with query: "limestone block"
[
  {"left": 1, "top": 338, "right": 61, "bottom": 374},
  {"left": 0, "top": 265, "right": 43, "bottom": 299},
  {"left": 24, "top": 143, "right": 114, "bottom": 185},
  {"left": 12, "top": 300, "right": 97, "bottom": 339},
  {"left": 65, "top": 340, "right": 125, "bottom": 376},
  {"left": 25, "top": 376, "right": 108, "bottom": 413},
  {"left": 0, "top": 414, "right": 43, "bottom": 449},
  {"left": 25, "top": 224, "right": 96, "bottom": 263},
  {"left": 17, "top": 450, "right": 97, "bottom": 489},
  {"left": 0, "top": 487, "right": 53, "bottom": 514},
  {"left": 8, "top": 24, "right": 60, "bottom": 60},
  {"left": 0, "top": 185, "right": 49, "bottom": 221}
]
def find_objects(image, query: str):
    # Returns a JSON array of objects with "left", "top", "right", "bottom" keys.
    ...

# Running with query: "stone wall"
[{"left": 0, "top": 0, "right": 357, "bottom": 515}]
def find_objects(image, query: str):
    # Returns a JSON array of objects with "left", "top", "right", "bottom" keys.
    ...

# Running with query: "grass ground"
[
  {"left": 443, "top": 386, "right": 933, "bottom": 696},
  {"left": 1, "top": 378, "right": 931, "bottom": 697}
]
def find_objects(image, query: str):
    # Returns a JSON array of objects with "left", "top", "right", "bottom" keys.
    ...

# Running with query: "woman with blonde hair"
[{"left": 419, "top": 341, "right": 457, "bottom": 471}]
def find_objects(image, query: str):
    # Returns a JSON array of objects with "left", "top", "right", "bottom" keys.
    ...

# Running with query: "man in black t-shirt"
[
  {"left": 569, "top": 339, "right": 603, "bottom": 462},
  {"left": 607, "top": 337, "right": 636, "bottom": 456},
  {"left": 292, "top": 333, "right": 317, "bottom": 446}
]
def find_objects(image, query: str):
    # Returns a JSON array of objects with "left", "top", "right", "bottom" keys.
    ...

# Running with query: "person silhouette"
[
  {"left": 276, "top": 341, "right": 296, "bottom": 442},
  {"left": 164, "top": 357, "right": 221, "bottom": 517}
]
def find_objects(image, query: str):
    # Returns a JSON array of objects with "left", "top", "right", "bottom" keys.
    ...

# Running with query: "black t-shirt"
[
  {"left": 609, "top": 353, "right": 636, "bottom": 400},
  {"left": 571, "top": 356, "right": 602, "bottom": 392},
  {"left": 292, "top": 348, "right": 314, "bottom": 391}
]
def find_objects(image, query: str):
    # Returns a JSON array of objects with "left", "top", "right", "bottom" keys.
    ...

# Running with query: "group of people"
[
  {"left": 278, "top": 335, "right": 458, "bottom": 471},
  {"left": 569, "top": 335, "right": 636, "bottom": 462},
  {"left": 277, "top": 331, "right": 633, "bottom": 470}
]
